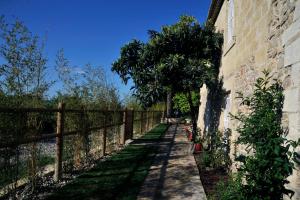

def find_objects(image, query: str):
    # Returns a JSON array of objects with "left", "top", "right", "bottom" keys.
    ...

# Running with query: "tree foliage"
[
  {"left": 113, "top": 16, "right": 222, "bottom": 105},
  {"left": 112, "top": 16, "right": 223, "bottom": 138},
  {"left": 122, "top": 94, "right": 142, "bottom": 110},
  {"left": 0, "top": 16, "right": 50, "bottom": 105},
  {"left": 112, "top": 39, "right": 163, "bottom": 107},
  {"left": 55, "top": 49, "right": 121, "bottom": 109},
  {"left": 173, "top": 91, "right": 200, "bottom": 114}
]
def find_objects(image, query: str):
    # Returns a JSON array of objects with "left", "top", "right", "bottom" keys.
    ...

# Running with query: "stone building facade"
[{"left": 198, "top": 0, "right": 300, "bottom": 198}]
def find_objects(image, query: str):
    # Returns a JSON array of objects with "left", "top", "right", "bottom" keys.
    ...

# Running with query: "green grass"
[
  {"left": 47, "top": 123, "right": 169, "bottom": 200},
  {"left": 139, "top": 124, "right": 168, "bottom": 140}
]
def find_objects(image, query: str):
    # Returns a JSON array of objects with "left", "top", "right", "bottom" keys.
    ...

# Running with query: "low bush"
[
  {"left": 215, "top": 174, "right": 245, "bottom": 200},
  {"left": 220, "top": 70, "right": 300, "bottom": 200},
  {"left": 201, "top": 129, "right": 232, "bottom": 170}
]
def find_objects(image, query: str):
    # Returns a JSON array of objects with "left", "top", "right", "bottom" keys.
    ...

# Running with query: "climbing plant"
[{"left": 225, "top": 70, "right": 300, "bottom": 200}]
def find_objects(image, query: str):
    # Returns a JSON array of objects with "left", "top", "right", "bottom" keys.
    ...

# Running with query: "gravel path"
[{"left": 137, "top": 124, "right": 207, "bottom": 200}]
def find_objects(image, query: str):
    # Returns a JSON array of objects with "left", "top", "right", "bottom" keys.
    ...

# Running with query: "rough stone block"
[
  {"left": 285, "top": 168, "right": 300, "bottom": 200},
  {"left": 291, "top": 62, "right": 300, "bottom": 86},
  {"left": 294, "top": 0, "right": 300, "bottom": 22},
  {"left": 287, "top": 112, "right": 300, "bottom": 140},
  {"left": 282, "top": 16, "right": 300, "bottom": 46},
  {"left": 283, "top": 87, "right": 300, "bottom": 112},
  {"left": 284, "top": 36, "right": 300, "bottom": 66}
]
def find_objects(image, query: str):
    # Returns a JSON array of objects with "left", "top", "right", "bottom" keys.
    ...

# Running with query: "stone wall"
[
  {"left": 281, "top": 0, "right": 300, "bottom": 198},
  {"left": 198, "top": 0, "right": 300, "bottom": 198}
]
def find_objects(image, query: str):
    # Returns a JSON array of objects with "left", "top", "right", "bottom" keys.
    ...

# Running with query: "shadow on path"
[
  {"left": 46, "top": 124, "right": 169, "bottom": 200},
  {"left": 138, "top": 124, "right": 207, "bottom": 200}
]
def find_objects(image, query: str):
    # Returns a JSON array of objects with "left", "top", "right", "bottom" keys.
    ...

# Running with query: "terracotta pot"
[
  {"left": 194, "top": 143, "right": 202, "bottom": 153},
  {"left": 185, "top": 127, "right": 191, "bottom": 138},
  {"left": 188, "top": 132, "right": 193, "bottom": 141}
]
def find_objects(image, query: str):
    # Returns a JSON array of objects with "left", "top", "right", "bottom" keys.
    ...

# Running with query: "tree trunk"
[
  {"left": 166, "top": 90, "right": 173, "bottom": 118},
  {"left": 163, "top": 99, "right": 167, "bottom": 120},
  {"left": 186, "top": 91, "right": 198, "bottom": 142}
]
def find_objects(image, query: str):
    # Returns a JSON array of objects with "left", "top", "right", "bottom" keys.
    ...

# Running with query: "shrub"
[
  {"left": 211, "top": 129, "right": 232, "bottom": 170},
  {"left": 216, "top": 174, "right": 245, "bottom": 200},
  {"left": 202, "top": 129, "right": 231, "bottom": 170},
  {"left": 227, "top": 70, "right": 300, "bottom": 199},
  {"left": 202, "top": 151, "right": 213, "bottom": 167}
]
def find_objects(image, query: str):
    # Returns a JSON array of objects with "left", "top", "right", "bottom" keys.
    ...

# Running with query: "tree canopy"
[
  {"left": 112, "top": 16, "right": 222, "bottom": 106},
  {"left": 55, "top": 49, "right": 121, "bottom": 110},
  {"left": 112, "top": 15, "right": 223, "bottom": 138},
  {"left": 0, "top": 16, "right": 50, "bottom": 106}
]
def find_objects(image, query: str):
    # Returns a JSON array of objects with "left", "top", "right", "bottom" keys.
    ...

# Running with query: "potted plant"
[
  {"left": 184, "top": 126, "right": 193, "bottom": 141},
  {"left": 194, "top": 132, "right": 203, "bottom": 153}
]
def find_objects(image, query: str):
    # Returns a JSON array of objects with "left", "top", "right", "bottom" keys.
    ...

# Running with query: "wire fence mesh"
[{"left": 0, "top": 105, "right": 163, "bottom": 198}]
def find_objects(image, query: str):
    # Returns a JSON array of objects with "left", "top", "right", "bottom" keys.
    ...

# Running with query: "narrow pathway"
[{"left": 137, "top": 124, "right": 207, "bottom": 200}]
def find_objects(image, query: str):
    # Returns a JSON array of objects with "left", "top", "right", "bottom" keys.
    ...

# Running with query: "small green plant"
[
  {"left": 225, "top": 70, "right": 300, "bottom": 200},
  {"left": 194, "top": 128, "right": 204, "bottom": 144},
  {"left": 202, "top": 151, "right": 213, "bottom": 168},
  {"left": 203, "top": 129, "right": 232, "bottom": 170},
  {"left": 215, "top": 174, "right": 245, "bottom": 200}
]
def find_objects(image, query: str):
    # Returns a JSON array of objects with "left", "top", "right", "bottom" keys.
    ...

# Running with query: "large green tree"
[
  {"left": 112, "top": 39, "right": 164, "bottom": 108},
  {"left": 112, "top": 16, "right": 222, "bottom": 139}
]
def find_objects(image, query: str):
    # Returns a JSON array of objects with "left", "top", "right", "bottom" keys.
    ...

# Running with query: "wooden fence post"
[
  {"left": 140, "top": 112, "right": 143, "bottom": 135},
  {"left": 102, "top": 114, "right": 107, "bottom": 157},
  {"left": 146, "top": 110, "right": 149, "bottom": 131},
  {"left": 129, "top": 110, "right": 134, "bottom": 139},
  {"left": 151, "top": 111, "right": 154, "bottom": 128},
  {"left": 82, "top": 107, "right": 90, "bottom": 159},
  {"left": 122, "top": 110, "right": 126, "bottom": 144},
  {"left": 161, "top": 110, "right": 165, "bottom": 123},
  {"left": 121, "top": 110, "right": 126, "bottom": 145},
  {"left": 121, "top": 109, "right": 133, "bottom": 145},
  {"left": 54, "top": 102, "right": 65, "bottom": 182}
]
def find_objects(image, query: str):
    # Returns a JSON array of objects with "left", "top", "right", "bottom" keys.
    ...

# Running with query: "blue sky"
[{"left": 0, "top": 0, "right": 211, "bottom": 100}]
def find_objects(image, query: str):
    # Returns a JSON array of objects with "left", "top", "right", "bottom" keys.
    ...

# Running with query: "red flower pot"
[
  {"left": 194, "top": 143, "right": 202, "bottom": 153},
  {"left": 185, "top": 127, "right": 192, "bottom": 139},
  {"left": 188, "top": 132, "right": 193, "bottom": 141}
]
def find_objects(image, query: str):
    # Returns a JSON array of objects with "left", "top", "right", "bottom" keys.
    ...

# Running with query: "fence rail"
[{"left": 0, "top": 103, "right": 163, "bottom": 197}]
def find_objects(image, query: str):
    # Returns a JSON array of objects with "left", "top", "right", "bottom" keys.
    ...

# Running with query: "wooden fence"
[{"left": 0, "top": 103, "right": 163, "bottom": 196}]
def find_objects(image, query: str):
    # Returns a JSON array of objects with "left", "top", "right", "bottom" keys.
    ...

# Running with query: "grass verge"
[{"left": 47, "top": 123, "right": 169, "bottom": 200}]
